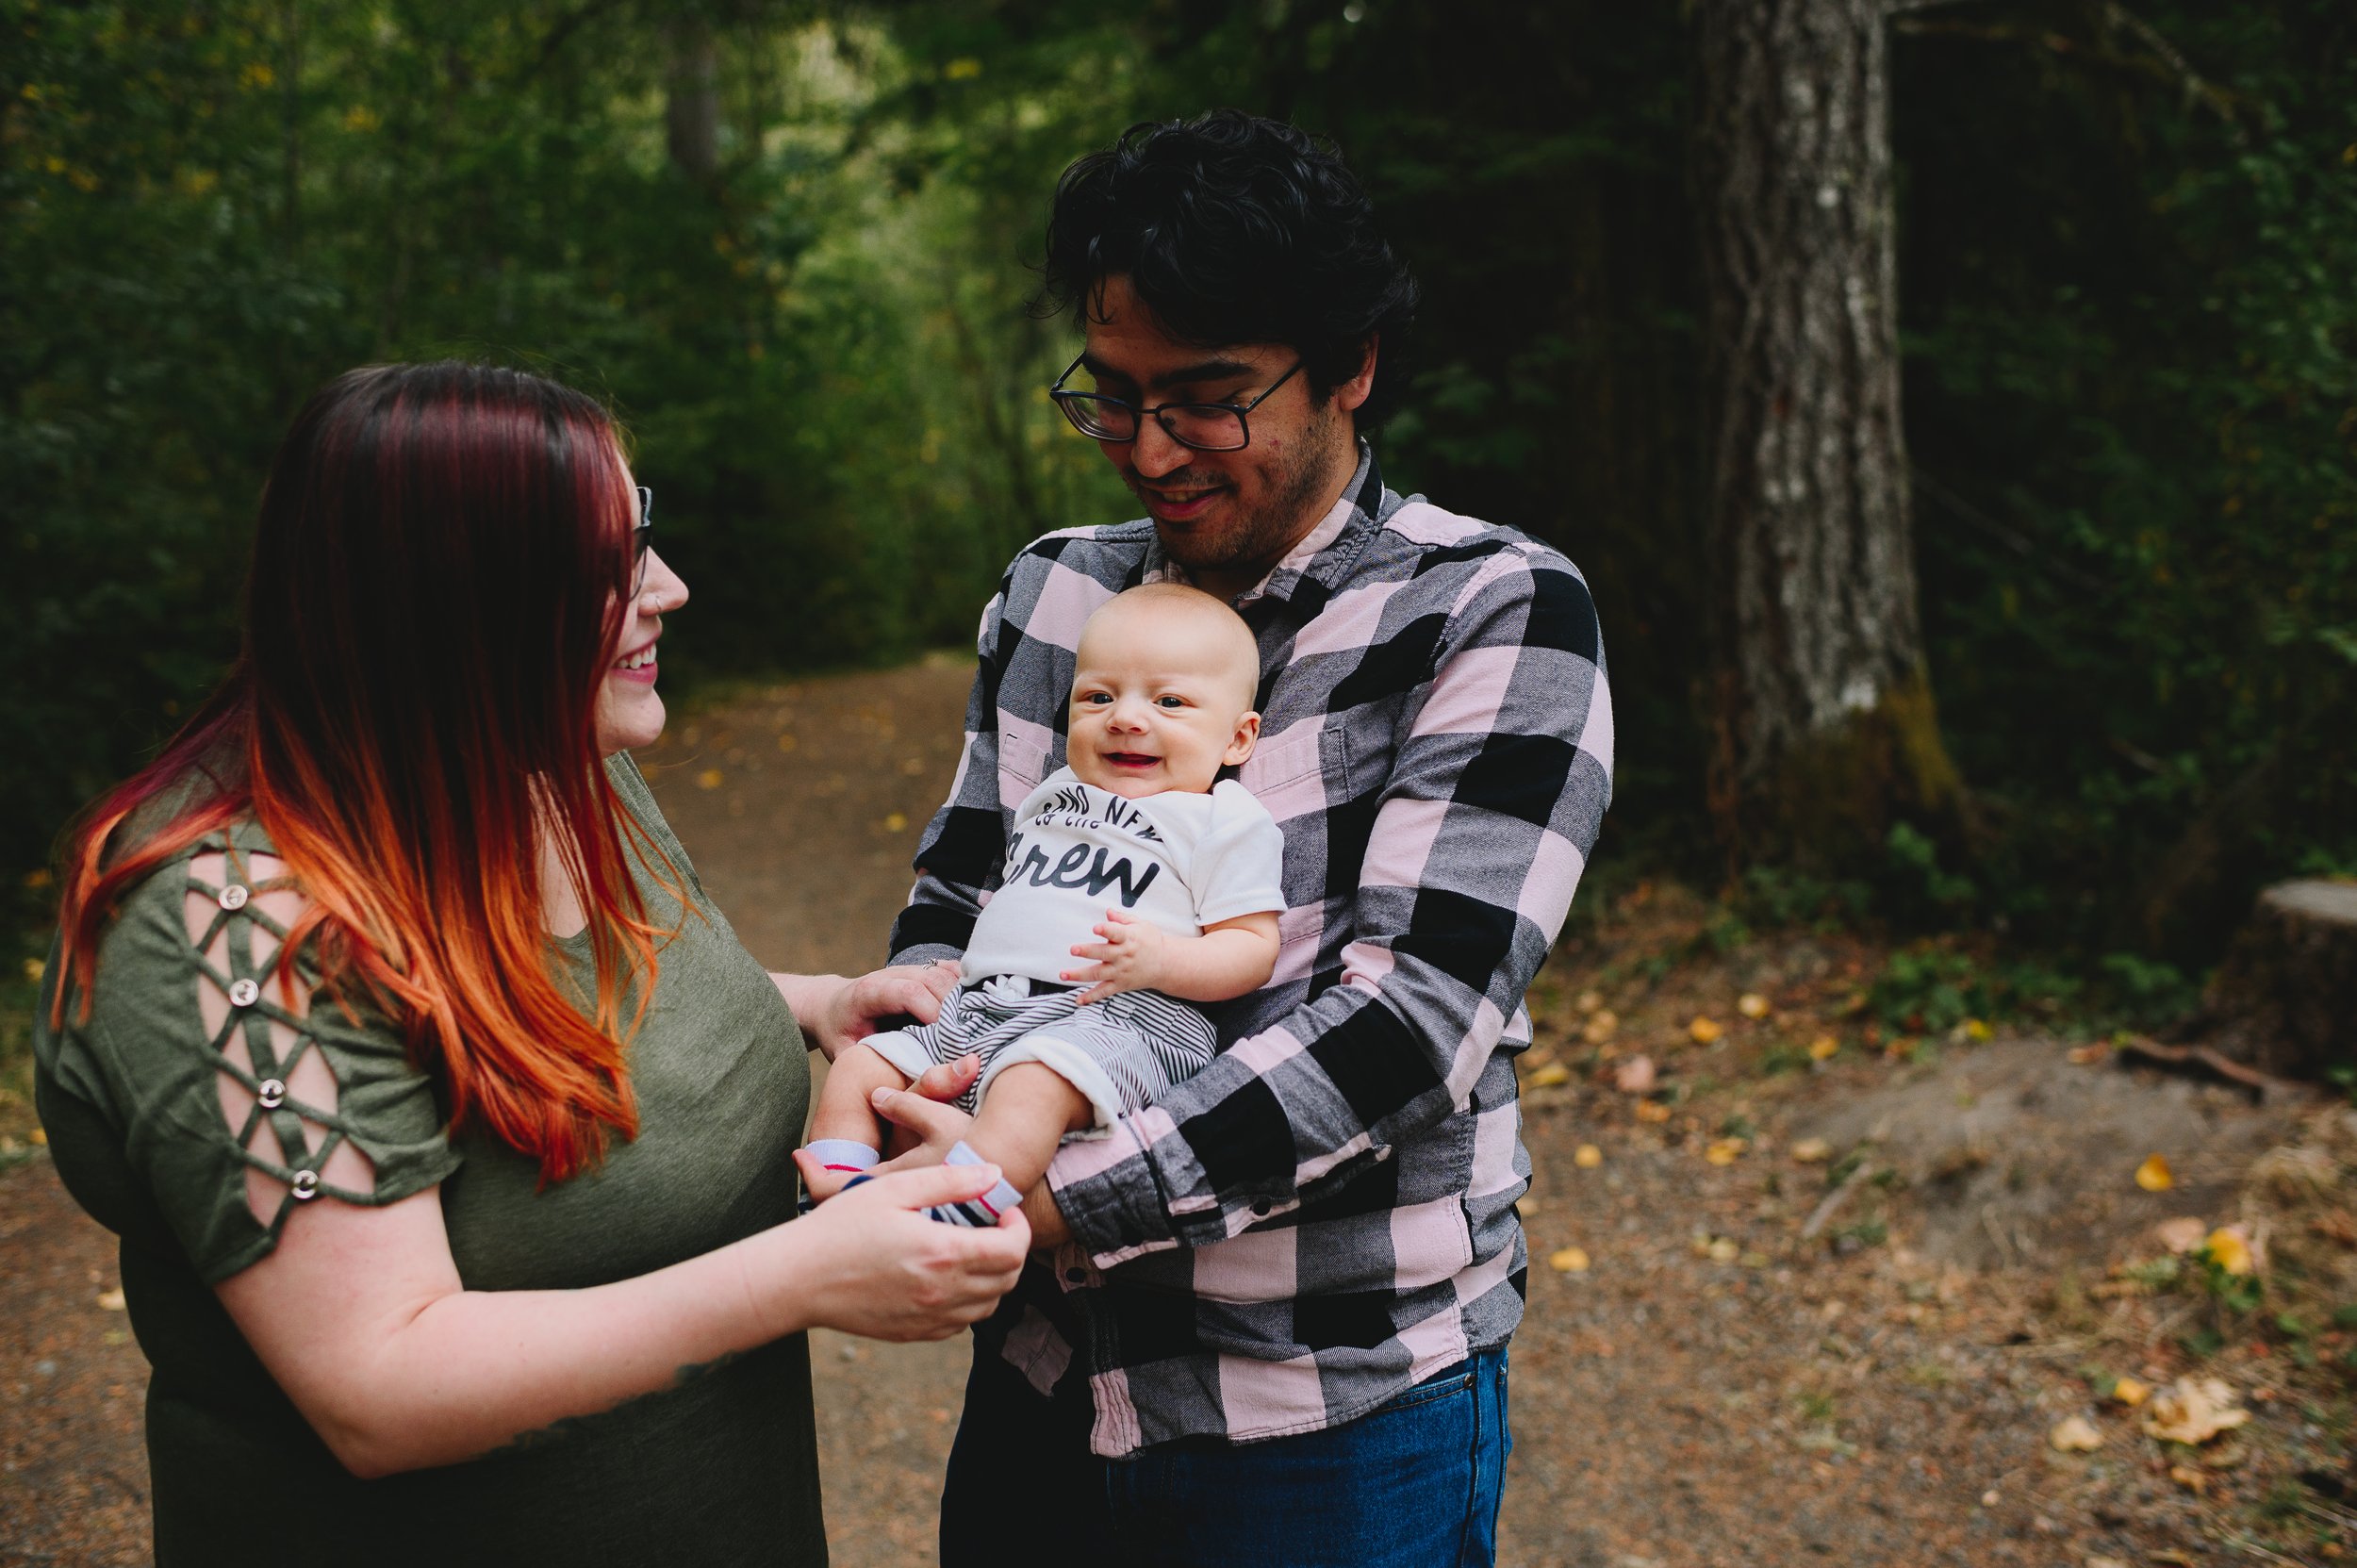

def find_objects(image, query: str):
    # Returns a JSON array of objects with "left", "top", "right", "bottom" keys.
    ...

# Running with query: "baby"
[{"left": 796, "top": 583, "right": 1283, "bottom": 1225}]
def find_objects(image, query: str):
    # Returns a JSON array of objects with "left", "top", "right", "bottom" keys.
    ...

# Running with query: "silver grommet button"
[
  {"left": 289, "top": 1170, "right": 320, "bottom": 1201},
  {"left": 256, "top": 1079, "right": 286, "bottom": 1110},
  {"left": 227, "top": 978, "right": 260, "bottom": 1008},
  {"left": 218, "top": 883, "right": 250, "bottom": 912}
]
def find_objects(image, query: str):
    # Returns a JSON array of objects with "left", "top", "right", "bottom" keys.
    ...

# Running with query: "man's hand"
[
  {"left": 1063, "top": 909, "right": 1169, "bottom": 1005},
  {"left": 775, "top": 961, "right": 959, "bottom": 1063},
  {"left": 872, "top": 1080, "right": 1073, "bottom": 1249}
]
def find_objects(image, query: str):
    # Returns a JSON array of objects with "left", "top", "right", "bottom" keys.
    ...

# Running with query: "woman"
[{"left": 32, "top": 361, "right": 1027, "bottom": 1561}]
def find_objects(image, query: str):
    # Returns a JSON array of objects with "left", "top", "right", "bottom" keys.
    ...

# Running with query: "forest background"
[{"left": 4, "top": 0, "right": 2352, "bottom": 1014}]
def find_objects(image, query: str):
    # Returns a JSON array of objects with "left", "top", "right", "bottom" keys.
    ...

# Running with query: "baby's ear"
[{"left": 1225, "top": 710, "right": 1262, "bottom": 766}]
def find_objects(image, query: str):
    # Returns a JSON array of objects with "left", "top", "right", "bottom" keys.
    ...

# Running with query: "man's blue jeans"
[{"left": 940, "top": 1336, "right": 1512, "bottom": 1566}]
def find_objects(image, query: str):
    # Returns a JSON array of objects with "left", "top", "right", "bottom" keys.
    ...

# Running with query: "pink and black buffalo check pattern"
[{"left": 890, "top": 448, "right": 1614, "bottom": 1458}]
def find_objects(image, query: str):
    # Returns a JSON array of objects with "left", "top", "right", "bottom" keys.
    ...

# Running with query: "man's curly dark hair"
[{"left": 1039, "top": 109, "right": 1420, "bottom": 431}]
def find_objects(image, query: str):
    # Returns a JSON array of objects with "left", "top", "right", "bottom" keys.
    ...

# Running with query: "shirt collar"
[{"left": 1142, "top": 441, "right": 1386, "bottom": 608}]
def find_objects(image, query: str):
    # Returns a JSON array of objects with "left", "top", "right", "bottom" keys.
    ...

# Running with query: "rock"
[{"left": 2201, "top": 880, "right": 2357, "bottom": 1081}]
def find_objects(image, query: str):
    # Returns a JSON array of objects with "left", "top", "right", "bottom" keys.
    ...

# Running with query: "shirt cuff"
[
  {"left": 886, "top": 941, "right": 964, "bottom": 969},
  {"left": 1045, "top": 1114, "right": 1194, "bottom": 1266}
]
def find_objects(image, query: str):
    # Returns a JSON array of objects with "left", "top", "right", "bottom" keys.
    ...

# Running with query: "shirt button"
[
  {"left": 218, "top": 883, "right": 250, "bottom": 912},
  {"left": 226, "top": 978, "right": 260, "bottom": 1008},
  {"left": 256, "top": 1079, "right": 286, "bottom": 1110},
  {"left": 1250, "top": 1199, "right": 1272, "bottom": 1216},
  {"left": 1064, "top": 1267, "right": 1087, "bottom": 1283},
  {"left": 288, "top": 1170, "right": 320, "bottom": 1201}
]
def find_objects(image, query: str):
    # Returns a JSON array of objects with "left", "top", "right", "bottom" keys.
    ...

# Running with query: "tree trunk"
[
  {"left": 665, "top": 19, "right": 720, "bottom": 185},
  {"left": 2200, "top": 881, "right": 2357, "bottom": 1081},
  {"left": 1691, "top": 0, "right": 1964, "bottom": 867}
]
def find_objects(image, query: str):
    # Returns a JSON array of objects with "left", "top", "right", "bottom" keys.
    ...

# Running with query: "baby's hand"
[{"left": 1063, "top": 909, "right": 1167, "bottom": 1005}]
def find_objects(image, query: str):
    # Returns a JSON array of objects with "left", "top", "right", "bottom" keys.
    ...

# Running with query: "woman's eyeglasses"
[{"left": 632, "top": 485, "right": 653, "bottom": 594}]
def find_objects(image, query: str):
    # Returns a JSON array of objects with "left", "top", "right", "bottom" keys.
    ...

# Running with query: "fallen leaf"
[
  {"left": 1526, "top": 1062, "right": 1572, "bottom": 1089},
  {"left": 1808, "top": 1034, "right": 1839, "bottom": 1061},
  {"left": 96, "top": 1288, "right": 125, "bottom": 1312},
  {"left": 696, "top": 767, "right": 725, "bottom": 790},
  {"left": 882, "top": 812, "right": 908, "bottom": 833},
  {"left": 1689, "top": 1015, "right": 1723, "bottom": 1045},
  {"left": 2111, "top": 1377, "right": 2151, "bottom": 1408},
  {"left": 1964, "top": 1018, "right": 1993, "bottom": 1042},
  {"left": 2143, "top": 1378, "right": 2249, "bottom": 1445},
  {"left": 2067, "top": 1042, "right": 2111, "bottom": 1065},
  {"left": 1789, "top": 1137, "right": 1832, "bottom": 1164},
  {"left": 2200, "top": 1225, "right": 2254, "bottom": 1276},
  {"left": 1513, "top": 1196, "right": 1540, "bottom": 1217},
  {"left": 2087, "top": 1558, "right": 2131, "bottom": 1568},
  {"left": 1574, "top": 990, "right": 1602, "bottom": 1015},
  {"left": 2134, "top": 1152, "right": 2174, "bottom": 1192},
  {"left": 28, "top": 1128, "right": 45, "bottom": 1147},
  {"left": 1634, "top": 1100, "right": 1672, "bottom": 1123},
  {"left": 1574, "top": 1144, "right": 1603, "bottom": 1168},
  {"left": 1612, "top": 1055, "right": 1656, "bottom": 1094},
  {"left": 1738, "top": 992, "right": 1770, "bottom": 1019},
  {"left": 1706, "top": 1237, "right": 1739, "bottom": 1263},
  {"left": 1581, "top": 1009, "right": 1619, "bottom": 1045},
  {"left": 2049, "top": 1415, "right": 2103, "bottom": 1452},
  {"left": 2155, "top": 1215, "right": 2209, "bottom": 1254},
  {"left": 2167, "top": 1463, "right": 2207, "bottom": 1494},
  {"left": 775, "top": 733, "right": 799, "bottom": 752},
  {"left": 1549, "top": 1246, "right": 1591, "bottom": 1273},
  {"left": 1705, "top": 1137, "right": 1746, "bottom": 1166}
]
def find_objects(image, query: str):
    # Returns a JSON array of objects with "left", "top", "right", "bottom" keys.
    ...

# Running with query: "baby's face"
[{"left": 1066, "top": 606, "right": 1261, "bottom": 800}]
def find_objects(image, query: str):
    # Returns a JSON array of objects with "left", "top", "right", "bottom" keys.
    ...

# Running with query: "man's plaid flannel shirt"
[{"left": 890, "top": 447, "right": 1613, "bottom": 1458}]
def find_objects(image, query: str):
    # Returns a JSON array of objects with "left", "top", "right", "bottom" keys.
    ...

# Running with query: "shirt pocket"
[
  {"left": 997, "top": 733, "right": 1050, "bottom": 807},
  {"left": 1238, "top": 721, "right": 1349, "bottom": 825}
]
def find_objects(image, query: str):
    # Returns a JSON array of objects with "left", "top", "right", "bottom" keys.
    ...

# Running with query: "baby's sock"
[
  {"left": 799, "top": 1139, "right": 879, "bottom": 1213},
  {"left": 926, "top": 1141, "right": 1024, "bottom": 1228}
]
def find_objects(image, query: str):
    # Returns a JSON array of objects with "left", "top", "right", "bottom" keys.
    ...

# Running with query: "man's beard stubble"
[{"left": 1140, "top": 396, "right": 1349, "bottom": 581}]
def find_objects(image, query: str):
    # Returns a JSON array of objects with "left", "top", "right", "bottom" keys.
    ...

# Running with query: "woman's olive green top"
[{"left": 33, "top": 756, "right": 822, "bottom": 1566}]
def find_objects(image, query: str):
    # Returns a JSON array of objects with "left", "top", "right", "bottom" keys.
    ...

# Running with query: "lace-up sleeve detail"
[{"left": 67, "top": 827, "right": 461, "bottom": 1283}]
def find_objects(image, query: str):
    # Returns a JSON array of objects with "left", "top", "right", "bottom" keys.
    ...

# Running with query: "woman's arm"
[
  {"left": 216, "top": 1161, "right": 1025, "bottom": 1478},
  {"left": 772, "top": 961, "right": 959, "bottom": 1063}
]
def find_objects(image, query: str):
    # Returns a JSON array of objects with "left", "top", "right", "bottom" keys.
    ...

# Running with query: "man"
[{"left": 881, "top": 108, "right": 1612, "bottom": 1565}]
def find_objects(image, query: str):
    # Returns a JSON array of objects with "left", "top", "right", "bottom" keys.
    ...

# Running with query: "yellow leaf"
[
  {"left": 2134, "top": 1152, "right": 2174, "bottom": 1192},
  {"left": 1737, "top": 993, "right": 1770, "bottom": 1019},
  {"left": 2167, "top": 1463, "right": 2208, "bottom": 1494},
  {"left": 96, "top": 1288, "right": 126, "bottom": 1312},
  {"left": 882, "top": 812, "right": 909, "bottom": 834},
  {"left": 1706, "top": 1237, "right": 1739, "bottom": 1263},
  {"left": 1513, "top": 1196, "right": 1540, "bottom": 1217},
  {"left": 2111, "top": 1378, "right": 2151, "bottom": 1408},
  {"left": 1705, "top": 1137, "right": 1746, "bottom": 1166},
  {"left": 1574, "top": 990, "right": 1602, "bottom": 1014},
  {"left": 1689, "top": 1015, "right": 1723, "bottom": 1044},
  {"left": 1574, "top": 1143, "right": 1603, "bottom": 1168},
  {"left": 2200, "top": 1226, "right": 2253, "bottom": 1276},
  {"left": 696, "top": 768, "right": 725, "bottom": 790},
  {"left": 1548, "top": 1246, "right": 1590, "bottom": 1273},
  {"left": 1635, "top": 1100, "right": 1672, "bottom": 1123},
  {"left": 944, "top": 57, "right": 982, "bottom": 79},
  {"left": 1525, "top": 1062, "right": 1571, "bottom": 1089},
  {"left": 22, "top": 957, "right": 43, "bottom": 983},
  {"left": 1808, "top": 1034, "right": 1839, "bottom": 1061},
  {"left": 29, "top": 1128, "right": 46, "bottom": 1147},
  {"left": 1964, "top": 1018, "right": 1993, "bottom": 1042},
  {"left": 2049, "top": 1415, "right": 2103, "bottom": 1452},
  {"left": 1580, "top": 1009, "right": 1619, "bottom": 1045},
  {"left": 2142, "top": 1378, "right": 2249, "bottom": 1445},
  {"left": 1789, "top": 1137, "right": 1832, "bottom": 1164},
  {"left": 776, "top": 733, "right": 799, "bottom": 752}
]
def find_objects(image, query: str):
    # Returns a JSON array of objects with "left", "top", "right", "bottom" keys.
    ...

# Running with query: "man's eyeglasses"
[
  {"left": 1048, "top": 356, "right": 1304, "bottom": 453},
  {"left": 631, "top": 485, "right": 653, "bottom": 595}
]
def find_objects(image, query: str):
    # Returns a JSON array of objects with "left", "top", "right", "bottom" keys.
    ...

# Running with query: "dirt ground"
[{"left": 5, "top": 655, "right": 2352, "bottom": 1567}]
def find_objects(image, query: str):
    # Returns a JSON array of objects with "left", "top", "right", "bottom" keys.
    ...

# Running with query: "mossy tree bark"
[{"left": 1691, "top": 0, "right": 1966, "bottom": 868}]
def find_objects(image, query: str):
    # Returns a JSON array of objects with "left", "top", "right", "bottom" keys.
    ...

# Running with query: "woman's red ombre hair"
[{"left": 54, "top": 362, "right": 665, "bottom": 1182}]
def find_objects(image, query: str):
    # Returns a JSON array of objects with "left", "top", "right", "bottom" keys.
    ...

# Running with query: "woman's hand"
[
  {"left": 773, "top": 961, "right": 959, "bottom": 1063},
  {"left": 758, "top": 1163, "right": 1030, "bottom": 1343}
]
